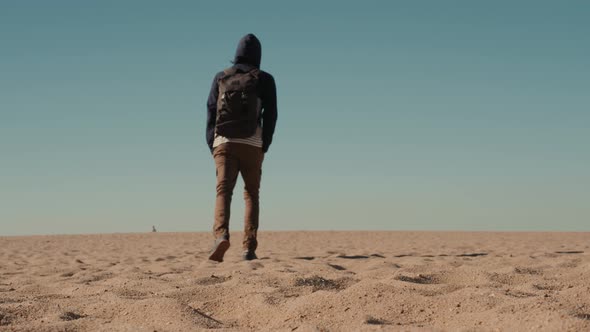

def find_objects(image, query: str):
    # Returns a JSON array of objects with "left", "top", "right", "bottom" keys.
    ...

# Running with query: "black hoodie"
[{"left": 206, "top": 34, "right": 277, "bottom": 153}]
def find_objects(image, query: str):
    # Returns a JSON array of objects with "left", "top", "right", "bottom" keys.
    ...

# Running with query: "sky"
[{"left": 1, "top": 1, "right": 589, "bottom": 235}]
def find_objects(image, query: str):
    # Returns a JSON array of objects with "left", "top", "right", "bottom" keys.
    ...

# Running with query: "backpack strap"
[
  {"left": 224, "top": 66, "right": 259, "bottom": 76},
  {"left": 219, "top": 67, "right": 238, "bottom": 82},
  {"left": 219, "top": 67, "right": 259, "bottom": 85},
  {"left": 248, "top": 68, "right": 260, "bottom": 79},
  {"left": 223, "top": 67, "right": 238, "bottom": 76}
]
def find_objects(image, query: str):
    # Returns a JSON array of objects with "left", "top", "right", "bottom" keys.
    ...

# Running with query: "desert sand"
[{"left": 0, "top": 231, "right": 589, "bottom": 331}]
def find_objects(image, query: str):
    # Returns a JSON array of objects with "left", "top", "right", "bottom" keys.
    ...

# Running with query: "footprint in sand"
[
  {"left": 573, "top": 313, "right": 590, "bottom": 321},
  {"left": 395, "top": 274, "right": 441, "bottom": 285},
  {"left": 114, "top": 288, "right": 149, "bottom": 300},
  {"left": 60, "top": 271, "right": 76, "bottom": 278},
  {"left": 533, "top": 283, "right": 563, "bottom": 291},
  {"left": 503, "top": 289, "right": 536, "bottom": 298},
  {"left": 195, "top": 275, "right": 230, "bottom": 286},
  {"left": 487, "top": 271, "right": 535, "bottom": 286},
  {"left": 0, "top": 309, "right": 14, "bottom": 326},
  {"left": 294, "top": 275, "right": 355, "bottom": 292},
  {"left": 77, "top": 271, "right": 113, "bottom": 284},
  {"left": 456, "top": 252, "right": 488, "bottom": 257},
  {"left": 327, "top": 263, "right": 347, "bottom": 271},
  {"left": 59, "top": 311, "right": 86, "bottom": 321},
  {"left": 514, "top": 266, "right": 543, "bottom": 275},
  {"left": 247, "top": 261, "right": 264, "bottom": 270},
  {"left": 337, "top": 255, "right": 369, "bottom": 259},
  {"left": 294, "top": 256, "right": 315, "bottom": 261},
  {"left": 365, "top": 315, "right": 391, "bottom": 326}
]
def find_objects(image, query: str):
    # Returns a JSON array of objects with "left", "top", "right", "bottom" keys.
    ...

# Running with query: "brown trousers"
[{"left": 213, "top": 143, "right": 263, "bottom": 251}]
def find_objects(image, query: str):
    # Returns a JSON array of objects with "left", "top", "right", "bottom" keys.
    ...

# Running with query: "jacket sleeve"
[
  {"left": 261, "top": 74, "right": 277, "bottom": 153},
  {"left": 206, "top": 72, "right": 222, "bottom": 153}
]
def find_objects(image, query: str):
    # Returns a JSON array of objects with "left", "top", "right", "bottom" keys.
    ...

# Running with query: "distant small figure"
[{"left": 152, "top": 225, "right": 157, "bottom": 233}]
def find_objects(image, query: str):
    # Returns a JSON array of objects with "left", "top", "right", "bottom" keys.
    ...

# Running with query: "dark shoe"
[
  {"left": 242, "top": 250, "right": 258, "bottom": 261},
  {"left": 208, "top": 237, "right": 230, "bottom": 262}
]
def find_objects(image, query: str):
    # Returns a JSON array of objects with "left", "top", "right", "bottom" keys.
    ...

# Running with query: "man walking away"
[{"left": 206, "top": 33, "right": 277, "bottom": 262}]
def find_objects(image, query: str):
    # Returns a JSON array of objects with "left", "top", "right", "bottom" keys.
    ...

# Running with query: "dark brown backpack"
[{"left": 215, "top": 67, "right": 260, "bottom": 138}]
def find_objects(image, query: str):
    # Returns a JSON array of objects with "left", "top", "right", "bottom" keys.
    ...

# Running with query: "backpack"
[{"left": 215, "top": 67, "right": 260, "bottom": 138}]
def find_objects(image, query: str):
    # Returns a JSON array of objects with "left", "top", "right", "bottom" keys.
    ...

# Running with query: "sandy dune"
[{"left": 0, "top": 231, "right": 589, "bottom": 331}]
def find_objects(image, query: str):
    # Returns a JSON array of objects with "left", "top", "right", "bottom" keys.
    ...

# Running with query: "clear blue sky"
[{"left": 1, "top": 1, "right": 589, "bottom": 235}]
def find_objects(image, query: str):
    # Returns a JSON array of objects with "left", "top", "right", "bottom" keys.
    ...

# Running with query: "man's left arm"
[{"left": 206, "top": 73, "right": 221, "bottom": 153}]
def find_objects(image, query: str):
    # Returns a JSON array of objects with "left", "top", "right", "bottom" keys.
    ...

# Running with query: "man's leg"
[
  {"left": 237, "top": 144, "right": 264, "bottom": 254},
  {"left": 213, "top": 144, "right": 239, "bottom": 242}
]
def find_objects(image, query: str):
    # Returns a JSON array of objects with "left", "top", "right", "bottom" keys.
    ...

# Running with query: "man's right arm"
[{"left": 261, "top": 73, "right": 277, "bottom": 153}]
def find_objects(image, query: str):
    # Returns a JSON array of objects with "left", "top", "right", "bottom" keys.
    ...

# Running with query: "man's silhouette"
[{"left": 206, "top": 34, "right": 277, "bottom": 262}]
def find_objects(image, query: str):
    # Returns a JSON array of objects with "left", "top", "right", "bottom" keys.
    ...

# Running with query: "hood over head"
[{"left": 233, "top": 34, "right": 261, "bottom": 68}]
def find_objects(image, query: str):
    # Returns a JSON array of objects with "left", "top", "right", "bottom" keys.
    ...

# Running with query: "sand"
[{"left": 0, "top": 231, "right": 589, "bottom": 331}]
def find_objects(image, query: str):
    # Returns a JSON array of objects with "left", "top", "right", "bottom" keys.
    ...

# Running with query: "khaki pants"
[{"left": 213, "top": 143, "right": 263, "bottom": 251}]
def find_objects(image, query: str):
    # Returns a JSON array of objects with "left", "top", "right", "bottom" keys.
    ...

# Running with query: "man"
[{"left": 206, "top": 34, "right": 277, "bottom": 262}]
